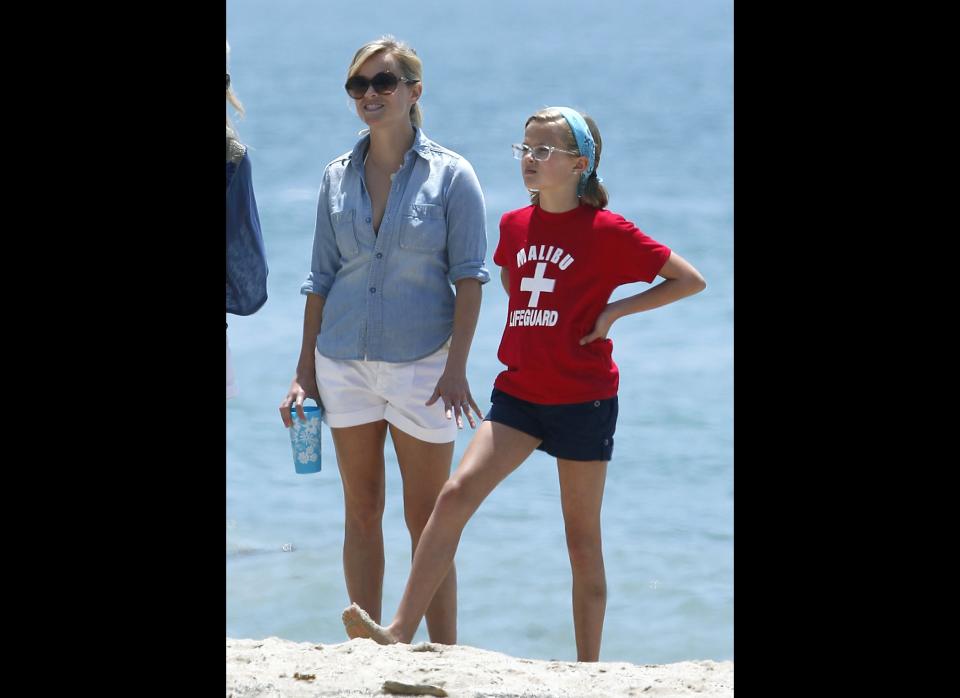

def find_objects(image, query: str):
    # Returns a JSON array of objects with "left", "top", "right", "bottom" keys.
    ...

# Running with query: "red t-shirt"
[{"left": 493, "top": 204, "right": 671, "bottom": 404}]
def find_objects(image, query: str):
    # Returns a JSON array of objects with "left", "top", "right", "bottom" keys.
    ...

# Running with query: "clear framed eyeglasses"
[{"left": 511, "top": 143, "right": 581, "bottom": 162}]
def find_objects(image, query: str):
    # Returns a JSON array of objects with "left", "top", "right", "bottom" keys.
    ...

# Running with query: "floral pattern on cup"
[{"left": 289, "top": 406, "right": 322, "bottom": 474}]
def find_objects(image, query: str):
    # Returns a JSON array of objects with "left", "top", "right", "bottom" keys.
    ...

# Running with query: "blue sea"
[{"left": 227, "top": 0, "right": 732, "bottom": 665}]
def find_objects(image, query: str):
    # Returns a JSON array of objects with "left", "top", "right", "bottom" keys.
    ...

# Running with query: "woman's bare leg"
[
  {"left": 390, "top": 425, "right": 457, "bottom": 644},
  {"left": 331, "top": 421, "right": 388, "bottom": 631}
]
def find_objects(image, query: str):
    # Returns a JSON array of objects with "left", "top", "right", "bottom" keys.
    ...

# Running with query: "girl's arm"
[
  {"left": 500, "top": 267, "right": 510, "bottom": 295},
  {"left": 579, "top": 251, "right": 706, "bottom": 345}
]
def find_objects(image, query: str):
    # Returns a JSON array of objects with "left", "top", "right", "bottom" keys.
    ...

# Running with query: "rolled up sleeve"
[
  {"left": 300, "top": 170, "right": 340, "bottom": 299},
  {"left": 444, "top": 158, "right": 490, "bottom": 286}
]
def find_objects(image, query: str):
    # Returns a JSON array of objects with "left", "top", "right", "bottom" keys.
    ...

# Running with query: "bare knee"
[
  {"left": 433, "top": 479, "right": 473, "bottom": 523},
  {"left": 403, "top": 500, "right": 435, "bottom": 538},
  {"left": 345, "top": 492, "right": 385, "bottom": 539},
  {"left": 565, "top": 533, "right": 605, "bottom": 577},
  {"left": 402, "top": 477, "right": 449, "bottom": 537}
]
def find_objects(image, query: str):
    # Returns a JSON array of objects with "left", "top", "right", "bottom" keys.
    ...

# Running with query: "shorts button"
[
  {"left": 594, "top": 401, "right": 600, "bottom": 407},
  {"left": 376, "top": 252, "right": 383, "bottom": 259},
  {"left": 365, "top": 217, "right": 371, "bottom": 223},
  {"left": 369, "top": 287, "right": 376, "bottom": 293}
]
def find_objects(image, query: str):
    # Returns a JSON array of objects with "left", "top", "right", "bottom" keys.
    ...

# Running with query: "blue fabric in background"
[{"left": 227, "top": 149, "right": 269, "bottom": 316}]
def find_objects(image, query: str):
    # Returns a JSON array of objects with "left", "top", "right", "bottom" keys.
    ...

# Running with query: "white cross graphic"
[{"left": 520, "top": 263, "right": 555, "bottom": 307}]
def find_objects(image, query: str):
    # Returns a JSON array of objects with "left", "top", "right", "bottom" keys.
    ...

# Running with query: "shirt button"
[
  {"left": 603, "top": 438, "right": 609, "bottom": 445},
  {"left": 376, "top": 253, "right": 383, "bottom": 259},
  {"left": 594, "top": 401, "right": 601, "bottom": 407},
  {"left": 369, "top": 287, "right": 376, "bottom": 293}
]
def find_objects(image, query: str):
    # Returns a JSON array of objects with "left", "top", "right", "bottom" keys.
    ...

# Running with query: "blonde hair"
[
  {"left": 226, "top": 41, "right": 244, "bottom": 140},
  {"left": 347, "top": 35, "right": 423, "bottom": 128},
  {"left": 525, "top": 108, "right": 608, "bottom": 209}
]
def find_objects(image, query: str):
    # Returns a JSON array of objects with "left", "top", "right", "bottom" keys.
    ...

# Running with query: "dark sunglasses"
[
  {"left": 226, "top": 73, "right": 231, "bottom": 90},
  {"left": 344, "top": 71, "right": 419, "bottom": 99}
]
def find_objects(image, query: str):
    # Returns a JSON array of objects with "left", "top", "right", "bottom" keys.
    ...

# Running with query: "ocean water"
[{"left": 227, "top": 0, "right": 732, "bottom": 665}]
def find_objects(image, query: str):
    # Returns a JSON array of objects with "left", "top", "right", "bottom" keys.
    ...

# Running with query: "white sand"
[{"left": 227, "top": 636, "right": 733, "bottom": 697}]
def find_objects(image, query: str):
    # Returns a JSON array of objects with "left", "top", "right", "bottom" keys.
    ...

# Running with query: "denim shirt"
[{"left": 301, "top": 128, "right": 490, "bottom": 362}]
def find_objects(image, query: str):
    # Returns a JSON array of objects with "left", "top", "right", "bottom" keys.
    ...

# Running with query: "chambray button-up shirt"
[{"left": 301, "top": 128, "right": 490, "bottom": 362}]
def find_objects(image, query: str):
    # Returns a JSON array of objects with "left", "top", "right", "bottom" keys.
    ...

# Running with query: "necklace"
[{"left": 363, "top": 152, "right": 400, "bottom": 181}]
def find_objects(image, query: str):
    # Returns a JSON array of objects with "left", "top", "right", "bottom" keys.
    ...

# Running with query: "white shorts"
[
  {"left": 314, "top": 341, "right": 457, "bottom": 443},
  {"left": 227, "top": 331, "right": 239, "bottom": 400}
]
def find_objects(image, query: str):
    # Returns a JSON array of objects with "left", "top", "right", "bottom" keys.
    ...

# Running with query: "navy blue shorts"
[{"left": 485, "top": 388, "right": 618, "bottom": 462}]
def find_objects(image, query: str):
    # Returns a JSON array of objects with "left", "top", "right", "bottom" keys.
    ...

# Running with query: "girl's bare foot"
[
  {"left": 341, "top": 603, "right": 399, "bottom": 645},
  {"left": 341, "top": 602, "right": 372, "bottom": 640}
]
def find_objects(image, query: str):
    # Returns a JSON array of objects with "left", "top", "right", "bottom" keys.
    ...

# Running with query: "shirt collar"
[{"left": 348, "top": 126, "right": 433, "bottom": 172}]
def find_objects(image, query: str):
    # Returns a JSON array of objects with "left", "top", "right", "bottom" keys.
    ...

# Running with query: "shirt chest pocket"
[
  {"left": 331, "top": 209, "right": 359, "bottom": 257},
  {"left": 399, "top": 203, "right": 446, "bottom": 253}
]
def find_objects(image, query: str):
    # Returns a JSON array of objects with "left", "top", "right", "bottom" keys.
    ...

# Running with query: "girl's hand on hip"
[{"left": 579, "top": 307, "right": 617, "bottom": 345}]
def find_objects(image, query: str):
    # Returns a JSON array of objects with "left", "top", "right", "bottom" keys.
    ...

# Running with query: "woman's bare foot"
[{"left": 341, "top": 603, "right": 399, "bottom": 645}]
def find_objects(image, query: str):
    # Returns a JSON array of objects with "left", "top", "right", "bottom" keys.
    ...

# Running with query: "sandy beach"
[{"left": 227, "top": 636, "right": 733, "bottom": 697}]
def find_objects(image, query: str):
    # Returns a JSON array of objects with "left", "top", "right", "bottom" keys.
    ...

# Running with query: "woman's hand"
[
  {"left": 279, "top": 373, "right": 320, "bottom": 427},
  {"left": 426, "top": 369, "right": 483, "bottom": 429}
]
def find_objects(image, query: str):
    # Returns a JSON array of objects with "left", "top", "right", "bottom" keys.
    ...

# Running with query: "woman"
[
  {"left": 279, "top": 35, "right": 489, "bottom": 645},
  {"left": 227, "top": 41, "right": 268, "bottom": 399}
]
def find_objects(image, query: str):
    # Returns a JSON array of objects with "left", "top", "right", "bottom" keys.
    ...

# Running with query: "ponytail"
[
  {"left": 578, "top": 114, "right": 608, "bottom": 209},
  {"left": 580, "top": 169, "right": 608, "bottom": 209}
]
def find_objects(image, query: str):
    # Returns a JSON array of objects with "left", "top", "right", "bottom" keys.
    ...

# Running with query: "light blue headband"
[{"left": 553, "top": 106, "right": 596, "bottom": 196}]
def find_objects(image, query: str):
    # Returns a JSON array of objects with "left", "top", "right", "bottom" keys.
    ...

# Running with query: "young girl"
[{"left": 341, "top": 107, "right": 705, "bottom": 661}]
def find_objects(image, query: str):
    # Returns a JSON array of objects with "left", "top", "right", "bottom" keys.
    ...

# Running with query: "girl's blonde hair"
[
  {"left": 226, "top": 41, "right": 245, "bottom": 140},
  {"left": 347, "top": 35, "right": 423, "bottom": 128},
  {"left": 525, "top": 108, "right": 608, "bottom": 209}
]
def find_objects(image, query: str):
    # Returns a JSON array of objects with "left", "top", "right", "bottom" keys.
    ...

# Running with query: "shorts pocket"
[
  {"left": 331, "top": 209, "right": 359, "bottom": 257},
  {"left": 412, "top": 345, "right": 449, "bottom": 396},
  {"left": 399, "top": 203, "right": 446, "bottom": 252}
]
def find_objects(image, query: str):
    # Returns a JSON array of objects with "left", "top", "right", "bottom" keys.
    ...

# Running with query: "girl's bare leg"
[
  {"left": 557, "top": 458, "right": 608, "bottom": 662},
  {"left": 343, "top": 420, "right": 540, "bottom": 643}
]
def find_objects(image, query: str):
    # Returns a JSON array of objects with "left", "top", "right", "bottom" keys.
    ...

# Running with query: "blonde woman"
[{"left": 280, "top": 36, "right": 489, "bottom": 644}]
